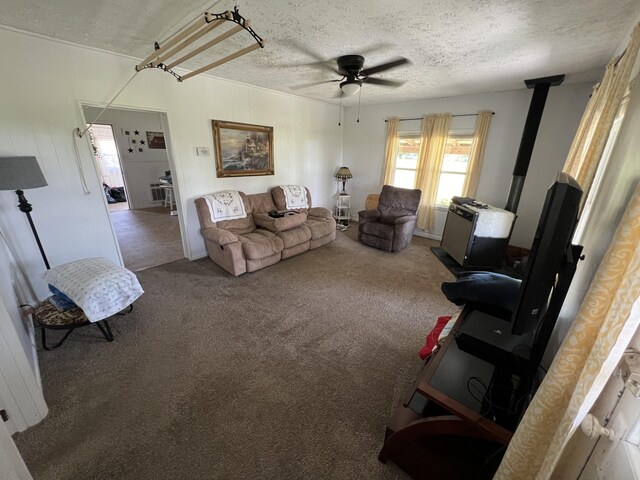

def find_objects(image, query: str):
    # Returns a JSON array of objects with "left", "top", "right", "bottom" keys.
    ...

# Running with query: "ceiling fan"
[{"left": 290, "top": 54, "right": 411, "bottom": 97}]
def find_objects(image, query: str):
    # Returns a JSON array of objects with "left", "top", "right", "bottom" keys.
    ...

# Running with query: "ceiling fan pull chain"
[
  {"left": 357, "top": 87, "right": 362, "bottom": 123},
  {"left": 338, "top": 96, "right": 342, "bottom": 126}
]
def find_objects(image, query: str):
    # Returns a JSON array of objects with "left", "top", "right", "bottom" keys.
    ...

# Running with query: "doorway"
[
  {"left": 88, "top": 123, "right": 130, "bottom": 212},
  {"left": 83, "top": 105, "right": 185, "bottom": 272}
]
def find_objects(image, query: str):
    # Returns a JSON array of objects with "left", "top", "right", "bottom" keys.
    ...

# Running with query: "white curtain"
[
  {"left": 564, "top": 24, "right": 640, "bottom": 203},
  {"left": 415, "top": 113, "right": 451, "bottom": 230},
  {"left": 381, "top": 117, "right": 399, "bottom": 185},
  {"left": 462, "top": 111, "right": 492, "bottom": 198}
]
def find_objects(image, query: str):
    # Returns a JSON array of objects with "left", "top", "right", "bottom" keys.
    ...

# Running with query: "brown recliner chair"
[{"left": 358, "top": 185, "right": 422, "bottom": 252}]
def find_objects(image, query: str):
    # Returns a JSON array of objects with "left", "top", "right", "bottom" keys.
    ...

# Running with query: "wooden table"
[{"left": 378, "top": 307, "right": 533, "bottom": 479}]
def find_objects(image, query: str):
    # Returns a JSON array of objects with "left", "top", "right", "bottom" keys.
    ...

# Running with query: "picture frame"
[
  {"left": 212, "top": 120, "right": 274, "bottom": 178},
  {"left": 146, "top": 131, "right": 166, "bottom": 149}
]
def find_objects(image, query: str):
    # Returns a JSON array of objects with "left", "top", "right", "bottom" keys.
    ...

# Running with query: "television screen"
[{"left": 510, "top": 172, "right": 582, "bottom": 335}]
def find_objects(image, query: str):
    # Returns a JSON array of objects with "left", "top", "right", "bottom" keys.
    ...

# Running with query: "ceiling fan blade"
[
  {"left": 281, "top": 40, "right": 341, "bottom": 74},
  {"left": 290, "top": 79, "right": 340, "bottom": 91},
  {"left": 356, "top": 42, "right": 393, "bottom": 57},
  {"left": 360, "top": 57, "right": 410, "bottom": 76},
  {"left": 285, "top": 39, "right": 327, "bottom": 63},
  {"left": 363, "top": 77, "right": 406, "bottom": 88}
]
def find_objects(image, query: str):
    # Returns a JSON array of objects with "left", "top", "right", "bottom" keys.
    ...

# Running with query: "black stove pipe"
[{"left": 505, "top": 74, "right": 565, "bottom": 213}]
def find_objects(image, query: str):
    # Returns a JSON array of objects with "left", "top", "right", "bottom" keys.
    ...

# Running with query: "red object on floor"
[{"left": 419, "top": 315, "right": 452, "bottom": 360}]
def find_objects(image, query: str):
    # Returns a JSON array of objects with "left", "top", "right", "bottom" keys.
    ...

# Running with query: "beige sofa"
[{"left": 195, "top": 187, "right": 336, "bottom": 276}]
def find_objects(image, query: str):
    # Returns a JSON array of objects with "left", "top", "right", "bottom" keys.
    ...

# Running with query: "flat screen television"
[{"left": 510, "top": 172, "right": 583, "bottom": 335}]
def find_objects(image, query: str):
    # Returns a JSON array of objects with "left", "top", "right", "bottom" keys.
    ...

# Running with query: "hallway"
[{"left": 111, "top": 207, "right": 183, "bottom": 271}]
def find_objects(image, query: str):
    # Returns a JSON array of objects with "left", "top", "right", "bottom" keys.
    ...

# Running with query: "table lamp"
[
  {"left": 335, "top": 167, "right": 353, "bottom": 195},
  {"left": 0, "top": 156, "right": 50, "bottom": 269}
]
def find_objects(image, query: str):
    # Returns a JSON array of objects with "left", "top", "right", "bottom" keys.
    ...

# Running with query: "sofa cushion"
[
  {"left": 247, "top": 192, "right": 277, "bottom": 214},
  {"left": 254, "top": 212, "right": 307, "bottom": 232},
  {"left": 195, "top": 192, "right": 256, "bottom": 235},
  {"left": 217, "top": 216, "right": 256, "bottom": 235},
  {"left": 361, "top": 222, "right": 394, "bottom": 240},
  {"left": 237, "top": 231, "right": 284, "bottom": 260},
  {"left": 306, "top": 217, "right": 334, "bottom": 239},
  {"left": 276, "top": 225, "right": 311, "bottom": 249},
  {"left": 307, "top": 207, "right": 333, "bottom": 220},
  {"left": 271, "top": 186, "right": 312, "bottom": 211}
]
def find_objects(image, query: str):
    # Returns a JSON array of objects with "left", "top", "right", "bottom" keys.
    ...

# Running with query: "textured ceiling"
[{"left": 2, "top": 0, "right": 639, "bottom": 105}]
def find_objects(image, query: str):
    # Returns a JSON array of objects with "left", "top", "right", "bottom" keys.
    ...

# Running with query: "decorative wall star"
[
  {"left": 140, "top": 140, "right": 145, "bottom": 145},
  {"left": 134, "top": 130, "right": 140, "bottom": 135},
  {"left": 128, "top": 147, "right": 134, "bottom": 153}
]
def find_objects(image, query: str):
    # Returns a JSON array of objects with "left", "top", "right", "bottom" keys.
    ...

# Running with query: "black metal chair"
[{"left": 34, "top": 300, "right": 133, "bottom": 350}]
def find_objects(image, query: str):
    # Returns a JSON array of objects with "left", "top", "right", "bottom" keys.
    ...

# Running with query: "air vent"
[{"left": 149, "top": 182, "right": 166, "bottom": 202}]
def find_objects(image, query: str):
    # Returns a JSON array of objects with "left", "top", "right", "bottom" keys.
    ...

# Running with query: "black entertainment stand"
[{"left": 378, "top": 306, "right": 528, "bottom": 479}]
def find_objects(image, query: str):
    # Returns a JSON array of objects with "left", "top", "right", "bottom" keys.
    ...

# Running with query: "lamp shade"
[
  {"left": 335, "top": 167, "right": 353, "bottom": 180},
  {"left": 0, "top": 156, "right": 47, "bottom": 190}
]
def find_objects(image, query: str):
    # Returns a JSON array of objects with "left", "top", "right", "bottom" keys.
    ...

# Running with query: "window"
[
  {"left": 390, "top": 134, "right": 473, "bottom": 205},
  {"left": 391, "top": 135, "right": 420, "bottom": 189},
  {"left": 435, "top": 136, "right": 473, "bottom": 206}
]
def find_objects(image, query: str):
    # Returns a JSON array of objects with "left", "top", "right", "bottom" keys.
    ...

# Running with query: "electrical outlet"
[{"left": 196, "top": 147, "right": 210, "bottom": 156}]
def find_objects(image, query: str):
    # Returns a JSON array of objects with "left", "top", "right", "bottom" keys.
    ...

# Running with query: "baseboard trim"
[{"left": 413, "top": 230, "right": 442, "bottom": 241}]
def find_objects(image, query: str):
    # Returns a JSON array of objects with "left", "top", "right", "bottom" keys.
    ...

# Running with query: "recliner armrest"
[
  {"left": 358, "top": 209, "right": 380, "bottom": 220},
  {"left": 393, "top": 215, "right": 418, "bottom": 224},
  {"left": 203, "top": 227, "right": 239, "bottom": 245}
]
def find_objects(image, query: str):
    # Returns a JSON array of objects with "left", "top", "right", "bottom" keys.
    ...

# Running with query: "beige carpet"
[
  {"left": 111, "top": 207, "right": 183, "bottom": 271},
  {"left": 15, "top": 228, "right": 456, "bottom": 480}
]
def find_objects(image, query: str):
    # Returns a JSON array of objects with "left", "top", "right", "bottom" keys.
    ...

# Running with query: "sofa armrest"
[
  {"left": 393, "top": 214, "right": 418, "bottom": 225},
  {"left": 307, "top": 207, "right": 333, "bottom": 220},
  {"left": 254, "top": 212, "right": 308, "bottom": 232},
  {"left": 358, "top": 209, "right": 380, "bottom": 221},
  {"left": 202, "top": 227, "right": 239, "bottom": 245}
]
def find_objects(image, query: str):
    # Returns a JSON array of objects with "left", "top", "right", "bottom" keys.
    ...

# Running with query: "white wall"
[
  {"left": 0, "top": 27, "right": 342, "bottom": 300},
  {"left": 341, "top": 84, "right": 592, "bottom": 247},
  {"left": 84, "top": 107, "right": 171, "bottom": 209}
]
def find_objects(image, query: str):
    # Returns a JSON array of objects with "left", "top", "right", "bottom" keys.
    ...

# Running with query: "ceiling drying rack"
[
  {"left": 72, "top": 5, "right": 265, "bottom": 195},
  {"left": 76, "top": 5, "right": 265, "bottom": 139},
  {"left": 135, "top": 6, "right": 265, "bottom": 82}
]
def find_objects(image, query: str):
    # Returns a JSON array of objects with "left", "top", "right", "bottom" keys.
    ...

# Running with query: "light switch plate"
[{"left": 196, "top": 147, "right": 210, "bottom": 156}]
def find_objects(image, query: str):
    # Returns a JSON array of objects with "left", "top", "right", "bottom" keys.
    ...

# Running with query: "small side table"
[{"left": 335, "top": 194, "right": 351, "bottom": 231}]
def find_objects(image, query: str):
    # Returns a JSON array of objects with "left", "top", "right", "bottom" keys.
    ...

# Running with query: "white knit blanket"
[
  {"left": 202, "top": 190, "right": 247, "bottom": 222},
  {"left": 280, "top": 185, "right": 309, "bottom": 209}
]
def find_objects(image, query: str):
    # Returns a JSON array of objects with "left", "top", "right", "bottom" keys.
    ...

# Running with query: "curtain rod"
[{"left": 384, "top": 112, "right": 495, "bottom": 122}]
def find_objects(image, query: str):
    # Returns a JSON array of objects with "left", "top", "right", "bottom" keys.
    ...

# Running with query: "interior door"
[{"left": 0, "top": 416, "right": 32, "bottom": 479}]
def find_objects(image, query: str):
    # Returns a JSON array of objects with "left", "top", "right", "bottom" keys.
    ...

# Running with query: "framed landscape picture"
[{"left": 212, "top": 120, "right": 274, "bottom": 177}]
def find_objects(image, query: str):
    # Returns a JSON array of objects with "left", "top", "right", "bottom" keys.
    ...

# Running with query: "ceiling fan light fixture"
[{"left": 340, "top": 80, "right": 362, "bottom": 96}]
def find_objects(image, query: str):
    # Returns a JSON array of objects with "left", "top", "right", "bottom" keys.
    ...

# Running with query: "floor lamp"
[{"left": 0, "top": 156, "right": 50, "bottom": 269}]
